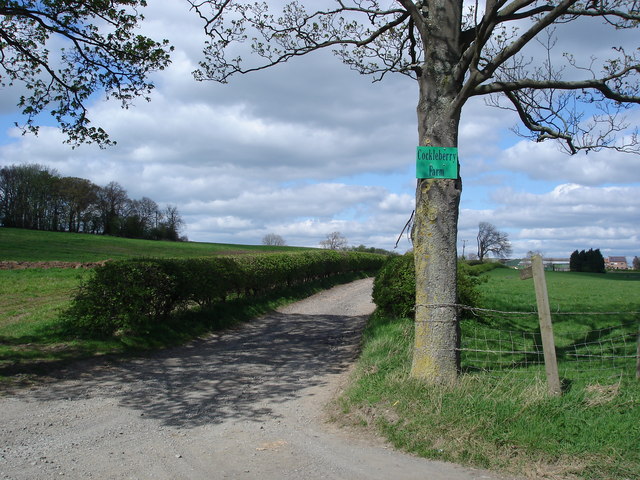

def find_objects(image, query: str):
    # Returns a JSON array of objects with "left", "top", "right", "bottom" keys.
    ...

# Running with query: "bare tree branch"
[
  {"left": 504, "top": 89, "right": 580, "bottom": 153},
  {"left": 474, "top": 69, "right": 640, "bottom": 103},
  {"left": 0, "top": 1, "right": 173, "bottom": 146},
  {"left": 191, "top": 1, "right": 639, "bottom": 154},
  {"left": 189, "top": 1, "right": 409, "bottom": 82}
]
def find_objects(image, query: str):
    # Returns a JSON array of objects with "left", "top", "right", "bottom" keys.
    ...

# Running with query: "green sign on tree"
[{"left": 416, "top": 146, "right": 458, "bottom": 179}]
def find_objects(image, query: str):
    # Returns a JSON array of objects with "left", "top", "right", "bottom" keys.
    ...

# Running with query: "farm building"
[
  {"left": 605, "top": 256, "right": 628, "bottom": 270},
  {"left": 516, "top": 258, "right": 570, "bottom": 271}
]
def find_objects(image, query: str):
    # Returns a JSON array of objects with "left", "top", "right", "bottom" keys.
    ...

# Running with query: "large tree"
[
  {"left": 0, "top": 163, "right": 59, "bottom": 229},
  {"left": 96, "top": 181, "right": 129, "bottom": 235},
  {"left": 189, "top": 1, "right": 640, "bottom": 383},
  {"left": 58, "top": 176, "right": 99, "bottom": 232},
  {"left": 477, "top": 222, "right": 512, "bottom": 261},
  {"left": 262, "top": 233, "right": 287, "bottom": 246},
  {"left": 320, "top": 231, "right": 349, "bottom": 250},
  {"left": 0, "top": 0, "right": 172, "bottom": 146}
]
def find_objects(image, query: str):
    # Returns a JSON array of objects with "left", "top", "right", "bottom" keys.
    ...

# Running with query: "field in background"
[
  {"left": 337, "top": 267, "right": 640, "bottom": 480},
  {"left": 478, "top": 267, "right": 639, "bottom": 313},
  {"left": 460, "top": 268, "right": 639, "bottom": 381},
  {"left": 0, "top": 227, "right": 307, "bottom": 262}
]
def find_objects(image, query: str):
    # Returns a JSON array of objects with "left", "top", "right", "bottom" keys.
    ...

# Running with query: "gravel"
[{"left": 0, "top": 278, "right": 514, "bottom": 480}]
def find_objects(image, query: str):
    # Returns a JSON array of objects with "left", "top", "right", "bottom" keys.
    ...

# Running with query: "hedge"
[
  {"left": 63, "top": 251, "right": 385, "bottom": 336},
  {"left": 372, "top": 253, "right": 485, "bottom": 318}
]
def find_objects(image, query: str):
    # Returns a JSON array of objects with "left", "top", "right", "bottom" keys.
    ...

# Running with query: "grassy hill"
[{"left": 0, "top": 227, "right": 310, "bottom": 262}]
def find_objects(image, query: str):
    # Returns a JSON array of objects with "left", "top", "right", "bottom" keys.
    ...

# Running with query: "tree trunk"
[{"left": 410, "top": 1, "right": 463, "bottom": 383}]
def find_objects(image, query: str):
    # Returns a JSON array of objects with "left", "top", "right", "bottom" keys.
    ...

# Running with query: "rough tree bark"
[{"left": 411, "top": 2, "right": 463, "bottom": 381}]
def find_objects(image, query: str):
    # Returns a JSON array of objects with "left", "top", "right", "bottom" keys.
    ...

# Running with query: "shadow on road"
[{"left": 19, "top": 311, "right": 367, "bottom": 429}]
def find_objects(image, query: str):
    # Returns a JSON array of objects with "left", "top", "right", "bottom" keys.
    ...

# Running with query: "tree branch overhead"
[
  {"left": 0, "top": 0, "right": 173, "bottom": 146},
  {"left": 191, "top": 0, "right": 638, "bottom": 154}
]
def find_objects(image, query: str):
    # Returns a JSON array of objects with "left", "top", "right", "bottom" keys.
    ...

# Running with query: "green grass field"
[
  {"left": 461, "top": 268, "right": 639, "bottom": 381},
  {"left": 337, "top": 267, "right": 640, "bottom": 480},
  {"left": 0, "top": 227, "right": 306, "bottom": 262},
  {"left": 0, "top": 267, "right": 126, "bottom": 373},
  {"left": 479, "top": 267, "right": 640, "bottom": 314}
]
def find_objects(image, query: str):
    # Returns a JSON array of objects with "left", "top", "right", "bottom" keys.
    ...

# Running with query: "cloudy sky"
[{"left": 1, "top": 2, "right": 638, "bottom": 261}]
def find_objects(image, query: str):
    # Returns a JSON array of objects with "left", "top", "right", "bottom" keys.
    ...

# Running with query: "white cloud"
[
  {"left": 458, "top": 184, "right": 640, "bottom": 257},
  {"left": 498, "top": 140, "right": 640, "bottom": 185},
  {"left": 183, "top": 183, "right": 384, "bottom": 219},
  {"left": 491, "top": 184, "right": 639, "bottom": 226},
  {"left": 377, "top": 193, "right": 414, "bottom": 212}
]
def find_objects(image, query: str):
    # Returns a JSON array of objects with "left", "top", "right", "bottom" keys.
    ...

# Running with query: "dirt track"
[{"left": 0, "top": 278, "right": 512, "bottom": 479}]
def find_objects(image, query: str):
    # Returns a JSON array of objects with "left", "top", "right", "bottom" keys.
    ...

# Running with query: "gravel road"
[{"left": 0, "top": 278, "right": 512, "bottom": 480}]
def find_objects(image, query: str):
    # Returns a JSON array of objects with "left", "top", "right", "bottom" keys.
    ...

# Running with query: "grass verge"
[{"left": 335, "top": 269, "right": 640, "bottom": 480}]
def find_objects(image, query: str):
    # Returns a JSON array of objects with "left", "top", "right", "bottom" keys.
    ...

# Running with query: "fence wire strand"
[{"left": 417, "top": 303, "right": 639, "bottom": 379}]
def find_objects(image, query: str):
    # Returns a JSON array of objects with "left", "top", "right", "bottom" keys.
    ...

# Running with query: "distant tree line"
[
  {"left": 349, "top": 244, "right": 398, "bottom": 256},
  {"left": 0, "top": 164, "right": 185, "bottom": 241},
  {"left": 569, "top": 249, "right": 605, "bottom": 274},
  {"left": 262, "top": 231, "right": 397, "bottom": 255}
]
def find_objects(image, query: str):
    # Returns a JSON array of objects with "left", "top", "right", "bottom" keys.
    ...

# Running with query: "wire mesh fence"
[{"left": 456, "top": 306, "right": 639, "bottom": 380}]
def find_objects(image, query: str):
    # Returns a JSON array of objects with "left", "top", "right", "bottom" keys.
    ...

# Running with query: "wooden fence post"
[
  {"left": 531, "top": 255, "right": 562, "bottom": 396},
  {"left": 636, "top": 328, "right": 640, "bottom": 380}
]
